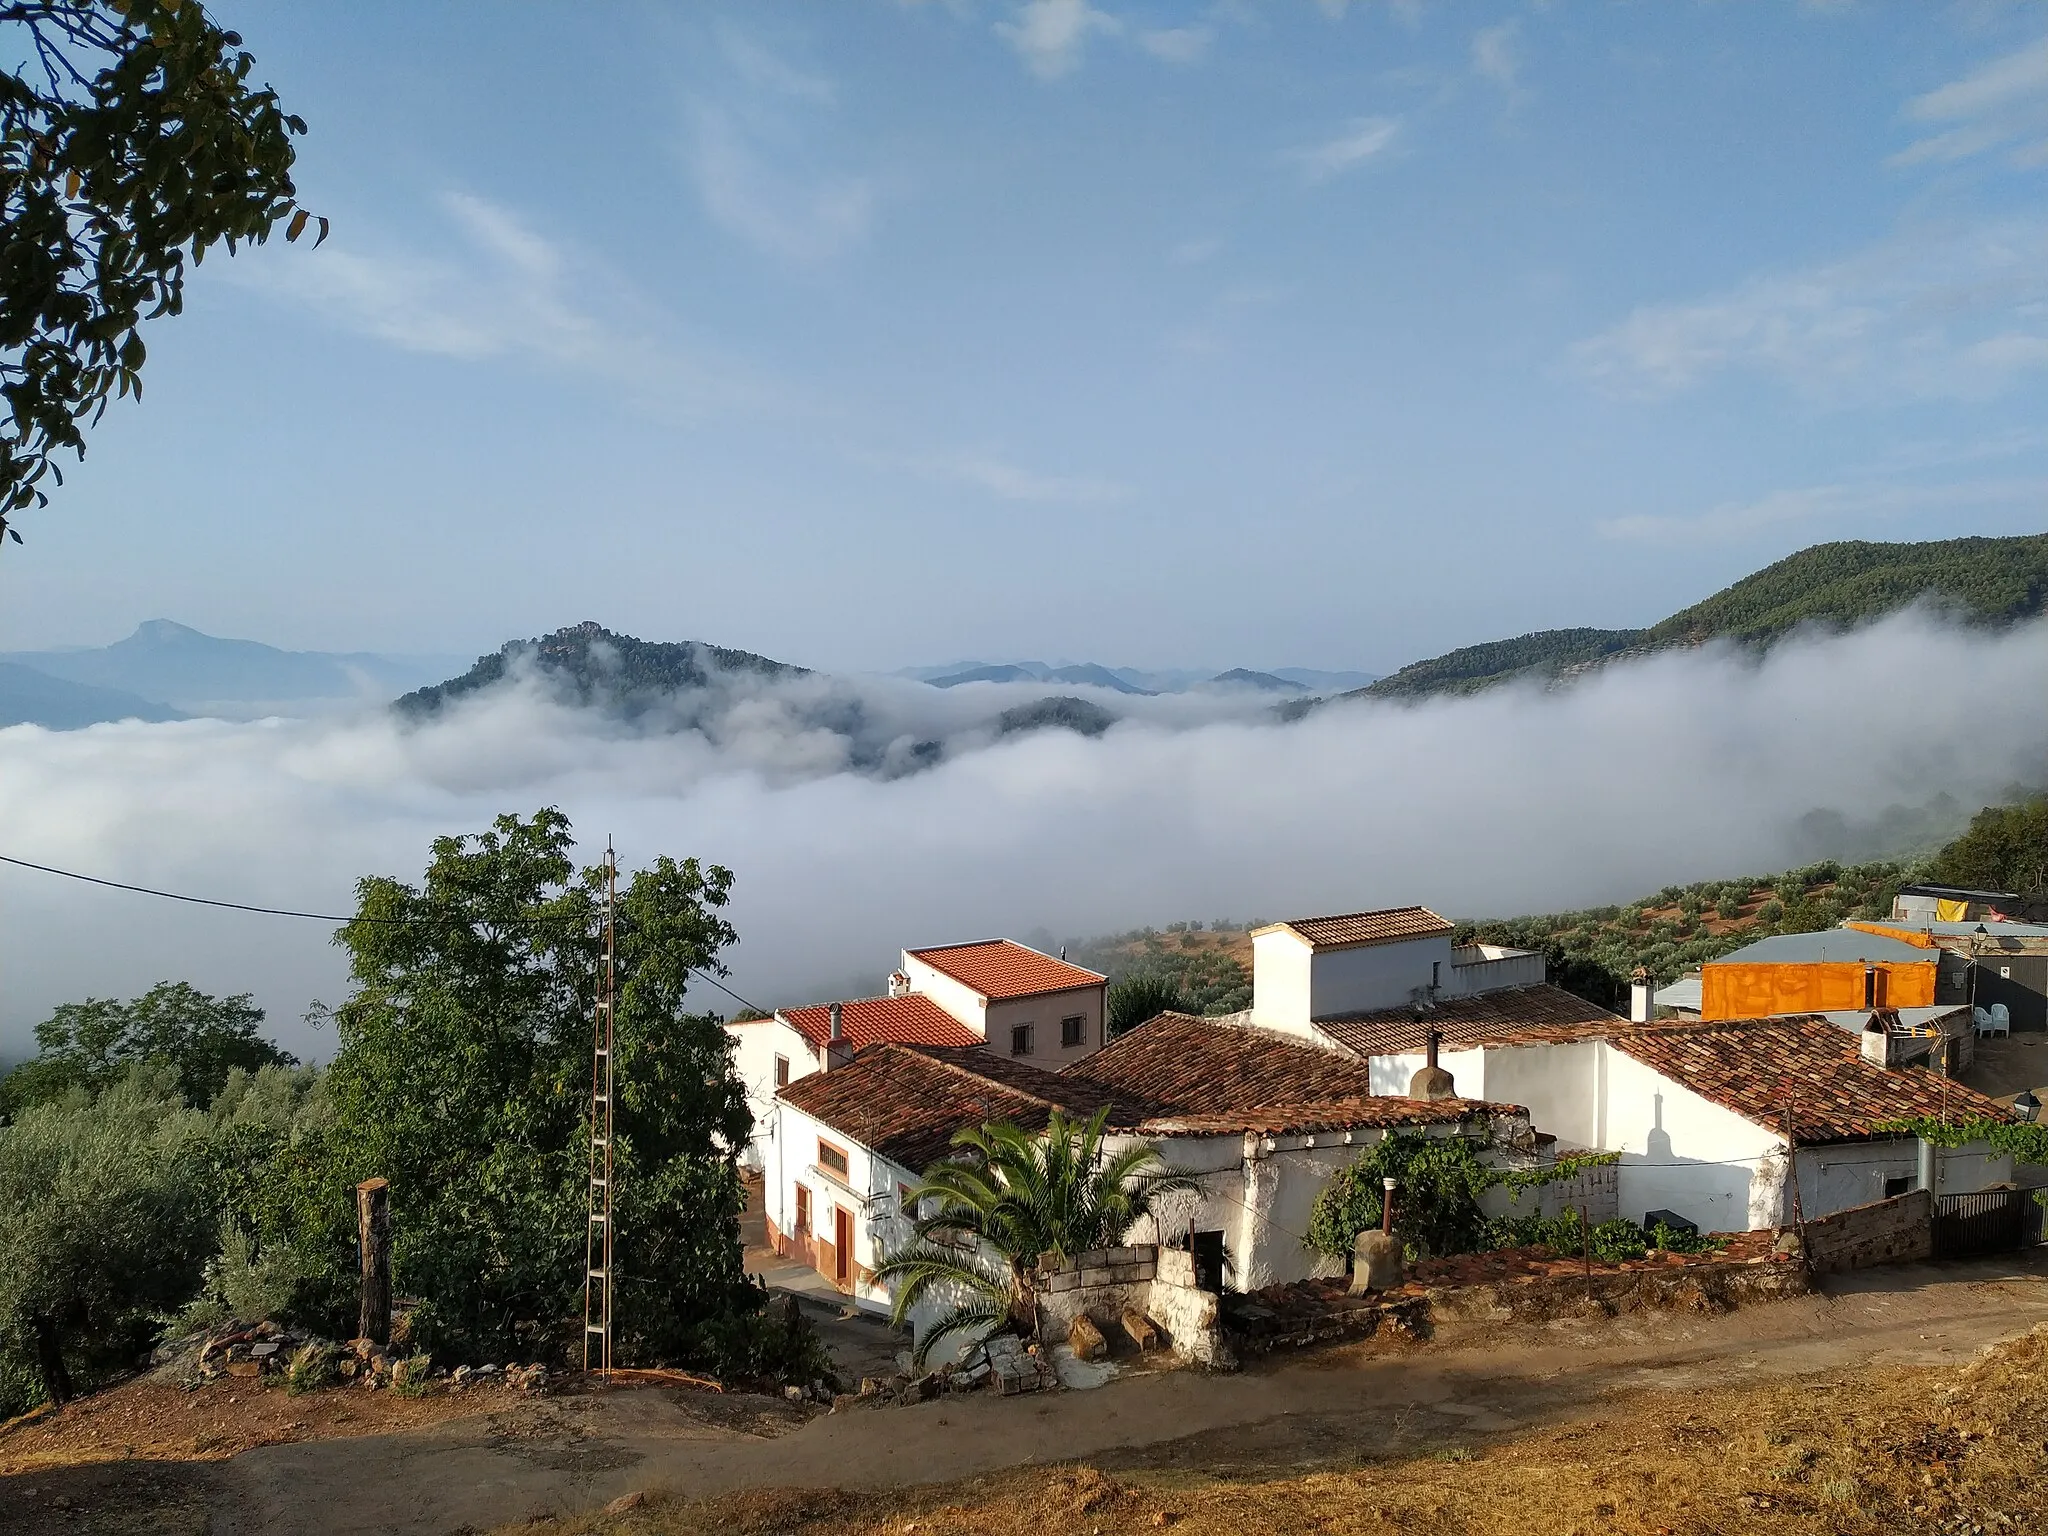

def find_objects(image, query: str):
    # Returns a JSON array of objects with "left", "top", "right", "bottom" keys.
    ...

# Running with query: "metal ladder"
[{"left": 583, "top": 842, "right": 617, "bottom": 1377}]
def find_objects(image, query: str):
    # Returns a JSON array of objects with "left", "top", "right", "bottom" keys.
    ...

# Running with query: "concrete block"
[
  {"left": 1046, "top": 1270, "right": 1079, "bottom": 1294},
  {"left": 1080, "top": 1267, "right": 1114, "bottom": 1288}
]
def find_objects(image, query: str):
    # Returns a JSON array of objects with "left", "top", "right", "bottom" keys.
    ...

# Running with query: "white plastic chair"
[
  {"left": 1975, "top": 1005, "right": 1995, "bottom": 1038},
  {"left": 1988, "top": 1003, "right": 2012, "bottom": 1038}
]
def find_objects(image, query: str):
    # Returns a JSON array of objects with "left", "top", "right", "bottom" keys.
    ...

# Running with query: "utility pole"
[{"left": 584, "top": 840, "right": 617, "bottom": 1379}]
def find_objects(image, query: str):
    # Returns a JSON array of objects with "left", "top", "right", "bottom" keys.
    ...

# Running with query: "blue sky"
[{"left": 1, "top": 0, "right": 2043, "bottom": 675}]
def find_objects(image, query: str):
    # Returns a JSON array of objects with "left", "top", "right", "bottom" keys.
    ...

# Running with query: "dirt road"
[{"left": 8, "top": 1255, "right": 2048, "bottom": 1536}]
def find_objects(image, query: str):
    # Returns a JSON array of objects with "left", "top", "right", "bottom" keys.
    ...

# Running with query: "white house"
[
  {"left": 763, "top": 1014, "right": 1531, "bottom": 1343},
  {"left": 1325, "top": 1007, "right": 2014, "bottom": 1232},
  {"left": 901, "top": 939, "right": 1108, "bottom": 1068},
  {"left": 1248, "top": 907, "right": 1546, "bottom": 1040},
  {"left": 725, "top": 937, "right": 1107, "bottom": 1168}
]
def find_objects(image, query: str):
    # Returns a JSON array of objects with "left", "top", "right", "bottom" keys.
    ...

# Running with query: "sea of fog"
[{"left": 3, "top": 608, "right": 2046, "bottom": 1060}]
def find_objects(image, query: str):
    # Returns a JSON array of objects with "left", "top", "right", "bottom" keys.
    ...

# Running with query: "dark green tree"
[
  {"left": 320, "top": 809, "right": 754, "bottom": 1364},
  {"left": 0, "top": 980, "right": 294, "bottom": 1114},
  {"left": 1929, "top": 796, "right": 2048, "bottom": 898},
  {"left": 0, "top": 0, "right": 320, "bottom": 545},
  {"left": 1106, "top": 973, "right": 1189, "bottom": 1040},
  {"left": 0, "top": 1068, "right": 214, "bottom": 1409}
]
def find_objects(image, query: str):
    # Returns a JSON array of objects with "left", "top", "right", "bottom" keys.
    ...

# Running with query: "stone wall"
[
  {"left": 1427, "top": 1256, "right": 1810, "bottom": 1323},
  {"left": 1035, "top": 1244, "right": 1233, "bottom": 1370},
  {"left": 1801, "top": 1188, "right": 1933, "bottom": 1274}
]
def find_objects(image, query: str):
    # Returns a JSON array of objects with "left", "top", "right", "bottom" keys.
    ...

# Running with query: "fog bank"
[{"left": 3, "top": 610, "right": 2044, "bottom": 1059}]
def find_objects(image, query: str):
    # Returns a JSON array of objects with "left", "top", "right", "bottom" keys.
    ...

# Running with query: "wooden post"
[{"left": 357, "top": 1177, "right": 391, "bottom": 1346}]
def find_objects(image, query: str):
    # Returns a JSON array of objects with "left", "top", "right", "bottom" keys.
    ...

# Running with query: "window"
[
  {"left": 1061, "top": 1014, "right": 1086, "bottom": 1048},
  {"left": 1884, "top": 1176, "right": 1912, "bottom": 1199},
  {"left": 817, "top": 1139, "right": 850, "bottom": 1178},
  {"left": 773, "top": 1054, "right": 790, "bottom": 1088},
  {"left": 1011, "top": 1022, "right": 1034, "bottom": 1056},
  {"left": 899, "top": 1182, "right": 915, "bottom": 1212}
]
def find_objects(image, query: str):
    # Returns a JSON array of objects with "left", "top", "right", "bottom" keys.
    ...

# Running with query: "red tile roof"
[
  {"left": 1314, "top": 985, "right": 1627, "bottom": 1057},
  {"left": 779, "top": 1015, "right": 1516, "bottom": 1174},
  {"left": 1612, "top": 1015, "right": 2013, "bottom": 1145},
  {"left": 1254, "top": 907, "right": 1454, "bottom": 950},
  {"left": 777, "top": 1044, "right": 1127, "bottom": 1174},
  {"left": 907, "top": 939, "right": 1105, "bottom": 1000},
  {"left": 1069, "top": 1010, "right": 1380, "bottom": 1108},
  {"left": 774, "top": 994, "right": 982, "bottom": 1052}
]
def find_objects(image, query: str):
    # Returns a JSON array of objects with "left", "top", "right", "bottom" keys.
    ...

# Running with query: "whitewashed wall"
[{"left": 726, "top": 1017, "right": 815, "bottom": 1169}]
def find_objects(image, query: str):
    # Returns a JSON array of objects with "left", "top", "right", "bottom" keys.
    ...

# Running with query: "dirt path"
[{"left": 9, "top": 1255, "right": 2047, "bottom": 1536}]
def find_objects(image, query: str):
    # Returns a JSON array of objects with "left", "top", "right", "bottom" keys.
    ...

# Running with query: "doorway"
[
  {"left": 834, "top": 1206, "right": 854, "bottom": 1287},
  {"left": 1191, "top": 1229, "right": 1226, "bottom": 1294}
]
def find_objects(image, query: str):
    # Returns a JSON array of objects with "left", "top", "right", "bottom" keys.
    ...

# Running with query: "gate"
[{"left": 1932, "top": 1190, "right": 2034, "bottom": 1258}]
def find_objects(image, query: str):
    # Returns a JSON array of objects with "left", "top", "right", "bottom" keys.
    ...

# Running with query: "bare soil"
[{"left": 5, "top": 1254, "right": 2048, "bottom": 1536}]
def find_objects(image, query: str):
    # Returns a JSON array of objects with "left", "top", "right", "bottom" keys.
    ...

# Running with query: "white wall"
[
  {"left": 1598, "top": 1047, "right": 1786, "bottom": 1232},
  {"left": 727, "top": 1017, "right": 815, "bottom": 1169},
  {"left": 901, "top": 952, "right": 991, "bottom": 1036},
  {"left": 1442, "top": 948, "right": 1547, "bottom": 997},
  {"left": 1310, "top": 935, "right": 1452, "bottom": 1019},
  {"left": 764, "top": 1098, "right": 904, "bottom": 1317},
  {"left": 1367, "top": 1046, "right": 1486, "bottom": 1099},
  {"left": 1795, "top": 1139, "right": 2014, "bottom": 1214},
  {"left": 1250, "top": 931, "right": 1315, "bottom": 1036},
  {"left": 1479, "top": 1041, "right": 1605, "bottom": 1150}
]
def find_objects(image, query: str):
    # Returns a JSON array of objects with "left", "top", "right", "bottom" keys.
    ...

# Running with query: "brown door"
[
  {"left": 795, "top": 1185, "right": 810, "bottom": 1246},
  {"left": 834, "top": 1206, "right": 854, "bottom": 1287}
]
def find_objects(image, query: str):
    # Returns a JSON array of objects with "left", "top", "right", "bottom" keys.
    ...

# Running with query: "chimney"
[
  {"left": 886, "top": 970, "right": 911, "bottom": 999},
  {"left": 1863, "top": 965, "right": 1877, "bottom": 1009},
  {"left": 824, "top": 1002, "right": 855, "bottom": 1072},
  {"left": 1408, "top": 1026, "right": 1457, "bottom": 1101},
  {"left": 1859, "top": 1017, "right": 1892, "bottom": 1069},
  {"left": 1629, "top": 975, "right": 1653, "bottom": 1024}
]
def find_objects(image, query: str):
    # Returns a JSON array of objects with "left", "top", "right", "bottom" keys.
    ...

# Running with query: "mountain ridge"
[{"left": 1353, "top": 533, "right": 2048, "bottom": 703}]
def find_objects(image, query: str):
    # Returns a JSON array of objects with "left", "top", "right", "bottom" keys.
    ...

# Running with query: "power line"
[{"left": 0, "top": 849, "right": 768, "bottom": 1016}]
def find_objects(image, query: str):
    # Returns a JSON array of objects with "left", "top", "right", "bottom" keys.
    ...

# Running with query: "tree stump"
[{"left": 357, "top": 1178, "right": 391, "bottom": 1346}]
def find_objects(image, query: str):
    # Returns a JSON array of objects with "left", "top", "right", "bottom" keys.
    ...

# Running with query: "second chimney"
[
  {"left": 1408, "top": 1026, "right": 1457, "bottom": 1101},
  {"left": 824, "top": 1001, "right": 855, "bottom": 1072}
]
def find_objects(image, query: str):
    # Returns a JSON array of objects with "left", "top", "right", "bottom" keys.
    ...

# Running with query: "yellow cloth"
[{"left": 1936, "top": 899, "right": 1969, "bottom": 922}]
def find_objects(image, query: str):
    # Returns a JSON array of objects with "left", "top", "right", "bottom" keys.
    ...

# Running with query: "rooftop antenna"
[{"left": 583, "top": 839, "right": 617, "bottom": 1380}]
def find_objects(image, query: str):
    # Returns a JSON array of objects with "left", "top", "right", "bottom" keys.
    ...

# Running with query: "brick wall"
[
  {"left": 1035, "top": 1244, "right": 1233, "bottom": 1369},
  {"left": 1801, "top": 1188, "right": 1933, "bottom": 1274}
]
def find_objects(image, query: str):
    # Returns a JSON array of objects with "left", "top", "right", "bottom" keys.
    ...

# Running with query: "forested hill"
[
  {"left": 397, "top": 621, "right": 805, "bottom": 717},
  {"left": 1358, "top": 533, "right": 2048, "bottom": 701}
]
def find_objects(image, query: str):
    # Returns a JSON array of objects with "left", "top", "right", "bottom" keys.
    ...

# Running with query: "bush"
[
  {"left": 1107, "top": 975, "right": 1189, "bottom": 1040},
  {"left": 689, "top": 1289, "right": 836, "bottom": 1392},
  {"left": 179, "top": 1216, "right": 316, "bottom": 1332}
]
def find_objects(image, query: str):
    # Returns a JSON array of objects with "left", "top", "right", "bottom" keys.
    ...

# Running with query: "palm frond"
[
  {"left": 908, "top": 1297, "right": 1011, "bottom": 1370},
  {"left": 868, "top": 1240, "right": 1010, "bottom": 1329}
]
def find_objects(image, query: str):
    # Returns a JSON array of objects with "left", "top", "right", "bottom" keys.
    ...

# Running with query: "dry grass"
[{"left": 513, "top": 1325, "right": 2048, "bottom": 1536}]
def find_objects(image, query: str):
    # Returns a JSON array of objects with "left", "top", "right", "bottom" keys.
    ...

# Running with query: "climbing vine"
[
  {"left": 1306, "top": 1133, "right": 1622, "bottom": 1260},
  {"left": 1876, "top": 1117, "right": 2048, "bottom": 1164}
]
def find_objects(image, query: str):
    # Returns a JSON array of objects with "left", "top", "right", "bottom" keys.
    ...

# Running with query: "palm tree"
[{"left": 872, "top": 1106, "right": 1198, "bottom": 1366}]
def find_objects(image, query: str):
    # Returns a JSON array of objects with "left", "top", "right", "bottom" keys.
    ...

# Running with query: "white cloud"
[
  {"left": 1598, "top": 477, "right": 2048, "bottom": 545},
  {"left": 9, "top": 614, "right": 2048, "bottom": 1056},
  {"left": 1140, "top": 26, "right": 1212, "bottom": 65},
  {"left": 1287, "top": 116, "right": 1402, "bottom": 182},
  {"left": 1471, "top": 20, "right": 1521, "bottom": 91},
  {"left": 996, "top": 0, "right": 1121, "bottom": 80},
  {"left": 1894, "top": 35, "right": 2048, "bottom": 168},
  {"left": 718, "top": 29, "right": 839, "bottom": 106},
  {"left": 687, "top": 106, "right": 877, "bottom": 266},
  {"left": 1570, "top": 219, "right": 2048, "bottom": 402}
]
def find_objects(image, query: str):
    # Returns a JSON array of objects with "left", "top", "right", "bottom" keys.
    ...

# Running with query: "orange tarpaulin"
[
  {"left": 1844, "top": 921, "right": 1938, "bottom": 948},
  {"left": 1699, "top": 959, "right": 1936, "bottom": 1021}
]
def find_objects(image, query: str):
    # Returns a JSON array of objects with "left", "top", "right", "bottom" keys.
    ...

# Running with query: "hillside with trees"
[{"left": 1358, "top": 534, "right": 2048, "bottom": 701}]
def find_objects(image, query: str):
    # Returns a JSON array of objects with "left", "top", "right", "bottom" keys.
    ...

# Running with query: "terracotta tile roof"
[
  {"left": 1314, "top": 984, "right": 1627, "bottom": 1057},
  {"left": 1254, "top": 907, "right": 1454, "bottom": 950},
  {"left": 907, "top": 939, "right": 1106, "bottom": 1000},
  {"left": 779, "top": 1016, "right": 1512, "bottom": 1173},
  {"left": 777, "top": 1044, "right": 1130, "bottom": 1175},
  {"left": 1137, "top": 1097, "right": 1503, "bottom": 1138},
  {"left": 1612, "top": 1015, "right": 2013, "bottom": 1145},
  {"left": 1068, "top": 1011, "right": 1383, "bottom": 1108},
  {"left": 773, "top": 994, "right": 983, "bottom": 1052}
]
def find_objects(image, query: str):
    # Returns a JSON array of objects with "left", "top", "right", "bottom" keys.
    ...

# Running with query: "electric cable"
[{"left": 0, "top": 849, "right": 769, "bottom": 1016}]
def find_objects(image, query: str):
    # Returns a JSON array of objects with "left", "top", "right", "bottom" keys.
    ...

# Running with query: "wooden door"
[
  {"left": 834, "top": 1206, "right": 853, "bottom": 1286},
  {"left": 795, "top": 1184, "right": 810, "bottom": 1241}
]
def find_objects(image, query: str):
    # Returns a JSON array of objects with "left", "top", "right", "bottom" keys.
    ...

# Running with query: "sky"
[{"left": 0, "top": 1, "right": 2043, "bottom": 676}]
